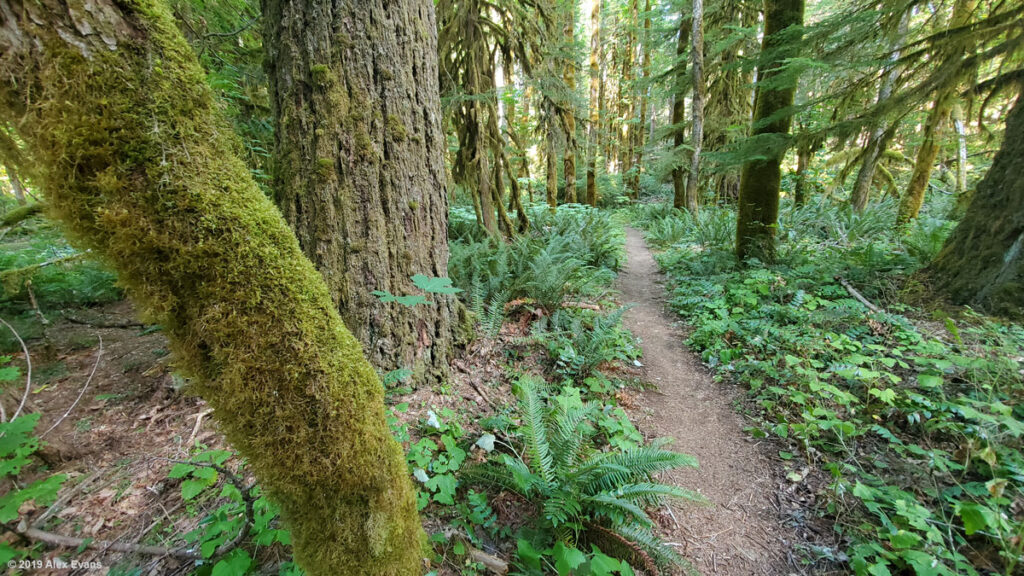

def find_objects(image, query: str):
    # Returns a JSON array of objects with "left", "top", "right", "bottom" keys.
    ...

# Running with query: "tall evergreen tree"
[
  {"left": 264, "top": 0, "right": 455, "bottom": 385},
  {"left": 735, "top": 0, "right": 805, "bottom": 261},
  {"left": 685, "top": 0, "right": 706, "bottom": 214},
  {"left": 586, "top": 0, "right": 604, "bottom": 206},
  {"left": 0, "top": 1, "right": 422, "bottom": 574}
]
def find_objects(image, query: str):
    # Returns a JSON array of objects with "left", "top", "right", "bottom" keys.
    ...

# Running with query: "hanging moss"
[{"left": 0, "top": 2, "right": 423, "bottom": 575}]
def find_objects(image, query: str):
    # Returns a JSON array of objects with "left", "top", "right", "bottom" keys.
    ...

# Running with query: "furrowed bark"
[{"left": 264, "top": 0, "right": 454, "bottom": 386}]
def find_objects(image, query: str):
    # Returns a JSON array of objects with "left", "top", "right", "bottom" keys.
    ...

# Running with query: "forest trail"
[{"left": 618, "top": 227, "right": 795, "bottom": 576}]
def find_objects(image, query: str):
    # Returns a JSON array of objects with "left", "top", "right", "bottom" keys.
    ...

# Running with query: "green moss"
[
  {"left": 407, "top": 200, "right": 419, "bottom": 211},
  {"left": 386, "top": 114, "right": 407, "bottom": 142},
  {"left": 316, "top": 157, "right": 334, "bottom": 177},
  {"left": 1, "top": 203, "right": 44, "bottom": 227},
  {"left": 310, "top": 64, "right": 331, "bottom": 87},
  {"left": 0, "top": 2, "right": 423, "bottom": 575}
]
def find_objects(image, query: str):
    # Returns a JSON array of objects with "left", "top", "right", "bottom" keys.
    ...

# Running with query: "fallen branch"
[
  {"left": 438, "top": 528, "right": 508, "bottom": 575},
  {"left": 836, "top": 276, "right": 885, "bottom": 315},
  {"left": 13, "top": 521, "right": 199, "bottom": 559},
  {"left": 60, "top": 311, "right": 146, "bottom": 329},
  {"left": 562, "top": 301, "right": 601, "bottom": 311}
]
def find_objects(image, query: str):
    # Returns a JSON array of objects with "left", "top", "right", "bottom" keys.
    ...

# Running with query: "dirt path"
[{"left": 618, "top": 227, "right": 795, "bottom": 575}]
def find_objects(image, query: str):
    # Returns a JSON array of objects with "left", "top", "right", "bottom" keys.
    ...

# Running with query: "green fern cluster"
[
  {"left": 466, "top": 376, "right": 703, "bottom": 573},
  {"left": 448, "top": 205, "right": 624, "bottom": 335}
]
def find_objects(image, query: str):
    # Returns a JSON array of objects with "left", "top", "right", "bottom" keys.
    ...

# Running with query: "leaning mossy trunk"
[
  {"left": 0, "top": 2, "right": 423, "bottom": 575},
  {"left": 264, "top": 0, "right": 454, "bottom": 387},
  {"left": 926, "top": 92, "right": 1024, "bottom": 318},
  {"left": 735, "top": 0, "right": 804, "bottom": 262}
]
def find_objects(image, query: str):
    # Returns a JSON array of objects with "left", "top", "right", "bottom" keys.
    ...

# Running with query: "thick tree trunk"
[
  {"left": 0, "top": 1, "right": 422, "bottom": 575},
  {"left": 671, "top": 16, "right": 691, "bottom": 210},
  {"left": 897, "top": 0, "right": 976, "bottom": 225},
  {"left": 850, "top": 10, "right": 908, "bottom": 212},
  {"left": 586, "top": 0, "right": 603, "bottom": 206},
  {"left": 264, "top": 0, "right": 453, "bottom": 386},
  {"left": 927, "top": 93, "right": 1024, "bottom": 317},
  {"left": 684, "top": 0, "right": 705, "bottom": 214},
  {"left": 735, "top": 0, "right": 804, "bottom": 262}
]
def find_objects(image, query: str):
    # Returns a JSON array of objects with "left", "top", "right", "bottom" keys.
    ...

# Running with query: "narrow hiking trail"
[{"left": 618, "top": 227, "right": 796, "bottom": 575}]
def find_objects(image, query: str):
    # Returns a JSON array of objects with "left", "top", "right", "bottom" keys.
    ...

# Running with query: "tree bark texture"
[
  {"left": 671, "top": 15, "right": 691, "bottom": 211},
  {"left": 684, "top": 0, "right": 705, "bottom": 214},
  {"left": 264, "top": 0, "right": 453, "bottom": 386},
  {"left": 0, "top": 1, "right": 423, "bottom": 574},
  {"left": 586, "top": 0, "right": 603, "bottom": 206},
  {"left": 927, "top": 92, "right": 1024, "bottom": 317}
]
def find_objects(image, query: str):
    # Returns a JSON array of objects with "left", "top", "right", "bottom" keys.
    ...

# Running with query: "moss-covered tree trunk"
[
  {"left": 896, "top": 0, "right": 976, "bottom": 226},
  {"left": 927, "top": 92, "right": 1024, "bottom": 317},
  {"left": 0, "top": 1, "right": 422, "bottom": 574},
  {"left": 586, "top": 0, "right": 603, "bottom": 207},
  {"left": 618, "top": 0, "right": 637, "bottom": 188},
  {"left": 4, "top": 164, "right": 26, "bottom": 205},
  {"left": 684, "top": 0, "right": 706, "bottom": 214},
  {"left": 563, "top": 4, "right": 578, "bottom": 204},
  {"left": 628, "top": 0, "right": 651, "bottom": 199},
  {"left": 735, "top": 0, "right": 804, "bottom": 261},
  {"left": 702, "top": 0, "right": 756, "bottom": 203},
  {"left": 671, "top": 15, "right": 691, "bottom": 211},
  {"left": 850, "top": 10, "right": 907, "bottom": 212},
  {"left": 264, "top": 0, "right": 453, "bottom": 386}
]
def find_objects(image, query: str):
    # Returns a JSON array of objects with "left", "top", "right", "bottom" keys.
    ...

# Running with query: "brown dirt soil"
[{"left": 618, "top": 228, "right": 800, "bottom": 576}]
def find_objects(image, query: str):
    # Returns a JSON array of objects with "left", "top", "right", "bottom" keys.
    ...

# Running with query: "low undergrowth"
[{"left": 632, "top": 199, "right": 1024, "bottom": 575}]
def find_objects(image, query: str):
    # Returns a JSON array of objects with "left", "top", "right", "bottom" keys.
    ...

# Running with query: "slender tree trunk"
[
  {"left": 618, "top": 1, "right": 637, "bottom": 185},
  {"left": 586, "top": 0, "right": 603, "bottom": 206},
  {"left": 563, "top": 4, "right": 578, "bottom": 204},
  {"left": 5, "top": 164, "right": 26, "bottom": 205},
  {"left": 735, "top": 0, "right": 805, "bottom": 262},
  {"left": 671, "top": 16, "right": 691, "bottom": 210},
  {"left": 897, "top": 0, "right": 976, "bottom": 225},
  {"left": 547, "top": 120, "right": 559, "bottom": 209},
  {"left": 628, "top": 0, "right": 651, "bottom": 199},
  {"left": 265, "top": 0, "right": 453, "bottom": 385},
  {"left": 953, "top": 103, "right": 969, "bottom": 197},
  {"left": 684, "top": 0, "right": 705, "bottom": 214},
  {"left": 850, "top": 10, "right": 908, "bottom": 212},
  {"left": 927, "top": 92, "right": 1024, "bottom": 317},
  {"left": 793, "top": 141, "right": 812, "bottom": 205},
  {"left": 0, "top": 2, "right": 422, "bottom": 574}
]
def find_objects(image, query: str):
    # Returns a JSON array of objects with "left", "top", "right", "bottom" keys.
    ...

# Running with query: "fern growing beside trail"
[{"left": 465, "top": 376, "right": 704, "bottom": 574}]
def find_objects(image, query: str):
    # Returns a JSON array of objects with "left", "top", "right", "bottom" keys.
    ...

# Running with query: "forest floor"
[{"left": 619, "top": 228, "right": 804, "bottom": 576}]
